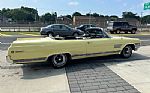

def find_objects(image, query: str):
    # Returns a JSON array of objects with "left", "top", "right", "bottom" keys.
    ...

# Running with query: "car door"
[
  {"left": 60, "top": 25, "right": 72, "bottom": 36},
  {"left": 122, "top": 22, "right": 129, "bottom": 31},
  {"left": 51, "top": 25, "right": 61, "bottom": 35},
  {"left": 86, "top": 30, "right": 118, "bottom": 57}
]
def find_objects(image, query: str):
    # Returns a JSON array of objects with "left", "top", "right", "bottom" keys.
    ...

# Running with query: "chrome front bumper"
[
  {"left": 6, "top": 56, "right": 13, "bottom": 63},
  {"left": 135, "top": 43, "right": 140, "bottom": 51}
]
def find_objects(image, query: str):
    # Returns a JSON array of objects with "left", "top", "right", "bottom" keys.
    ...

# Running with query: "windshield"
[
  {"left": 46, "top": 25, "right": 51, "bottom": 28},
  {"left": 103, "top": 30, "right": 112, "bottom": 38}
]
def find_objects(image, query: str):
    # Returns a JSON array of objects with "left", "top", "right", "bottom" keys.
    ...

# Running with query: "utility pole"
[
  {"left": 140, "top": 12, "right": 143, "bottom": 32},
  {"left": 35, "top": 8, "right": 38, "bottom": 22},
  {"left": 89, "top": 10, "right": 91, "bottom": 24}
]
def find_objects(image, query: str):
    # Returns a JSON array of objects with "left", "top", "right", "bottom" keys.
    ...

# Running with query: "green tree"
[
  {"left": 92, "top": 13, "right": 99, "bottom": 17},
  {"left": 65, "top": 15, "right": 72, "bottom": 19},
  {"left": 86, "top": 13, "right": 90, "bottom": 16},
  {"left": 0, "top": 7, "right": 39, "bottom": 22},
  {"left": 110, "top": 15, "right": 118, "bottom": 19},
  {"left": 86, "top": 13, "right": 100, "bottom": 17},
  {"left": 142, "top": 15, "right": 150, "bottom": 24},
  {"left": 99, "top": 15, "right": 104, "bottom": 17},
  {"left": 122, "top": 12, "right": 140, "bottom": 20},
  {"left": 110, "top": 15, "right": 118, "bottom": 21},
  {"left": 40, "top": 12, "right": 57, "bottom": 23},
  {"left": 72, "top": 12, "right": 82, "bottom": 16}
]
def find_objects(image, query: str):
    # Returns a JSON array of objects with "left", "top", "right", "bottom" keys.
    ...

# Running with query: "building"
[
  {"left": 73, "top": 16, "right": 140, "bottom": 28},
  {"left": 56, "top": 16, "right": 72, "bottom": 25},
  {"left": 73, "top": 16, "right": 108, "bottom": 27}
]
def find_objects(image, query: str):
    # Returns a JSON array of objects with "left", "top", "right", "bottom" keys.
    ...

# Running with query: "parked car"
[
  {"left": 107, "top": 21, "right": 137, "bottom": 34},
  {"left": 85, "top": 27, "right": 106, "bottom": 38},
  {"left": 40, "top": 24, "right": 84, "bottom": 37},
  {"left": 7, "top": 30, "right": 140, "bottom": 68},
  {"left": 76, "top": 24, "right": 96, "bottom": 32}
]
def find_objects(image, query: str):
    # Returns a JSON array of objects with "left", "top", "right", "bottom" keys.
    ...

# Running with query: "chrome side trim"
[
  {"left": 72, "top": 50, "right": 121, "bottom": 57},
  {"left": 13, "top": 57, "right": 47, "bottom": 63}
]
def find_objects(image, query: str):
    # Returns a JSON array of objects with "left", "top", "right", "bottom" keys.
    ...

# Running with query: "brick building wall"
[{"left": 73, "top": 16, "right": 140, "bottom": 28}]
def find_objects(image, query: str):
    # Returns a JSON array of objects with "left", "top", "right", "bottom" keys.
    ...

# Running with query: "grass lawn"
[
  {"left": 20, "top": 32, "right": 40, "bottom": 35},
  {"left": 0, "top": 32, "right": 40, "bottom": 35}
]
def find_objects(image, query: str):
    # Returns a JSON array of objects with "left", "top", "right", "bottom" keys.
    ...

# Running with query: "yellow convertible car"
[{"left": 7, "top": 28, "right": 140, "bottom": 68}]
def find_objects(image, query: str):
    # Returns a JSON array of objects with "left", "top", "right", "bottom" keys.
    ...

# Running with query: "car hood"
[{"left": 112, "top": 36, "right": 140, "bottom": 41}]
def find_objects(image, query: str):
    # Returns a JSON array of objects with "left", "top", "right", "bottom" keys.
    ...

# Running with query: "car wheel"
[
  {"left": 51, "top": 54, "right": 67, "bottom": 68},
  {"left": 131, "top": 29, "right": 136, "bottom": 34},
  {"left": 116, "top": 30, "right": 120, "bottom": 34},
  {"left": 121, "top": 45, "right": 132, "bottom": 58},
  {"left": 48, "top": 33, "right": 54, "bottom": 37},
  {"left": 73, "top": 33, "right": 79, "bottom": 37},
  {"left": 125, "top": 31, "right": 128, "bottom": 34},
  {"left": 110, "top": 31, "right": 114, "bottom": 34}
]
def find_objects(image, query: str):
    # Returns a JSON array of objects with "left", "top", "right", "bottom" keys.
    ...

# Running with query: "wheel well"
[
  {"left": 47, "top": 53, "right": 72, "bottom": 62},
  {"left": 116, "top": 28, "right": 121, "bottom": 31},
  {"left": 47, "top": 32, "right": 54, "bottom": 35},
  {"left": 65, "top": 53, "right": 72, "bottom": 60},
  {"left": 132, "top": 28, "right": 137, "bottom": 31},
  {"left": 73, "top": 32, "right": 78, "bottom": 35},
  {"left": 125, "top": 44, "right": 135, "bottom": 50}
]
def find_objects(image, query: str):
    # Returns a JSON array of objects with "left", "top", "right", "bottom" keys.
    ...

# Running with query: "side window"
[
  {"left": 83, "top": 25, "right": 87, "bottom": 29},
  {"left": 114, "top": 22, "right": 121, "bottom": 26},
  {"left": 87, "top": 25, "right": 90, "bottom": 28},
  {"left": 124, "top": 22, "right": 129, "bottom": 26},
  {"left": 93, "top": 29, "right": 109, "bottom": 38},
  {"left": 89, "top": 29, "right": 103, "bottom": 38},
  {"left": 51, "top": 25, "right": 60, "bottom": 30},
  {"left": 61, "top": 25, "right": 69, "bottom": 31},
  {"left": 91, "top": 25, "right": 95, "bottom": 27},
  {"left": 95, "top": 29, "right": 103, "bottom": 36}
]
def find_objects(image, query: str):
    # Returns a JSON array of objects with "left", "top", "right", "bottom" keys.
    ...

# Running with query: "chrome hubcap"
[
  {"left": 123, "top": 47, "right": 132, "bottom": 56},
  {"left": 74, "top": 34, "right": 78, "bottom": 37},
  {"left": 53, "top": 54, "right": 66, "bottom": 66},
  {"left": 49, "top": 34, "right": 53, "bottom": 37}
]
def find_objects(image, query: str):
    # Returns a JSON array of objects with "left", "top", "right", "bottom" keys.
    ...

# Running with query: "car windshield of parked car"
[
  {"left": 46, "top": 25, "right": 52, "bottom": 28},
  {"left": 86, "top": 28, "right": 111, "bottom": 38}
]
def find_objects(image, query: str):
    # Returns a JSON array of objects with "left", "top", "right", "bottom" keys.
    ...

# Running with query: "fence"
[
  {"left": 0, "top": 24, "right": 150, "bottom": 32},
  {"left": 0, "top": 27, "right": 41, "bottom": 32}
]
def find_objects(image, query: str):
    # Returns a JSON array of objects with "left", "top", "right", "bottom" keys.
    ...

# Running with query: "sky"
[{"left": 0, "top": 0, "right": 149, "bottom": 17}]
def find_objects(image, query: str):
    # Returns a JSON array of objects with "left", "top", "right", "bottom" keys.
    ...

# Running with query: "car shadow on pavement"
[
  {"left": 21, "top": 53, "right": 150, "bottom": 79},
  {"left": 21, "top": 62, "right": 66, "bottom": 79}
]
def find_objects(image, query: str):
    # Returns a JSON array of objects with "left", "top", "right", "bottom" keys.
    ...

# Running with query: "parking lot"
[{"left": 0, "top": 34, "right": 150, "bottom": 93}]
